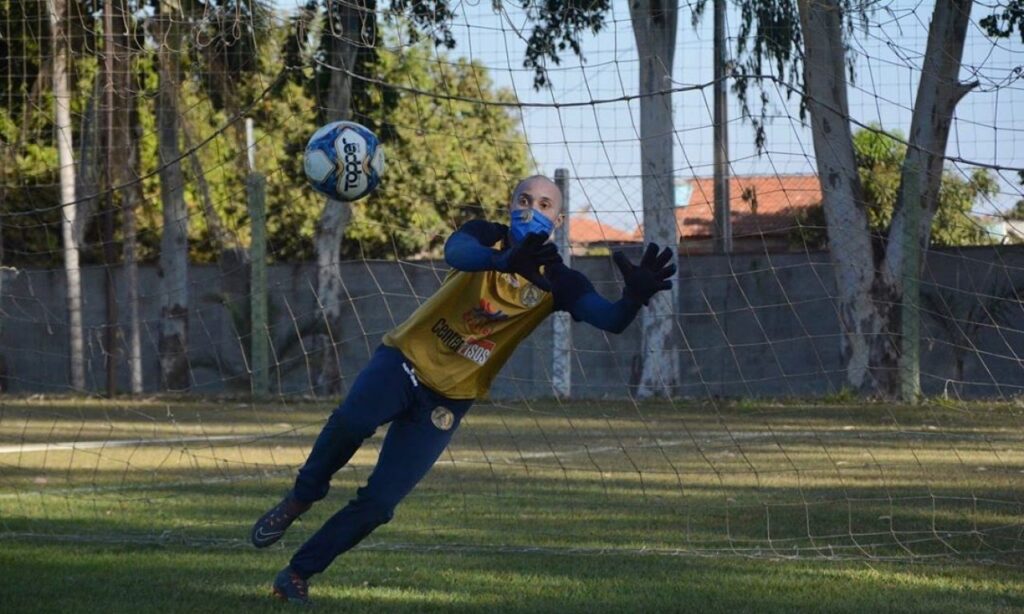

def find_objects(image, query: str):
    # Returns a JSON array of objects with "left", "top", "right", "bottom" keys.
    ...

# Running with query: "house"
[
  {"left": 566, "top": 209, "right": 639, "bottom": 255},
  {"left": 566, "top": 175, "right": 823, "bottom": 254},
  {"left": 669, "top": 175, "right": 822, "bottom": 254}
]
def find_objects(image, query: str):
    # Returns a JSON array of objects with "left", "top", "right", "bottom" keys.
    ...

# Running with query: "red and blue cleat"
[{"left": 272, "top": 566, "right": 313, "bottom": 607}]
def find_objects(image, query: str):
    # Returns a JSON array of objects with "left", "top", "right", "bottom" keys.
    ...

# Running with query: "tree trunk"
[
  {"left": 797, "top": 0, "right": 879, "bottom": 391},
  {"left": 114, "top": 0, "right": 142, "bottom": 394},
  {"left": 313, "top": 0, "right": 373, "bottom": 395},
  {"left": 875, "top": 0, "right": 976, "bottom": 390},
  {"left": 48, "top": 0, "right": 86, "bottom": 391},
  {"left": 892, "top": 0, "right": 976, "bottom": 256},
  {"left": 74, "top": 75, "right": 101, "bottom": 246},
  {"left": 798, "top": 0, "right": 976, "bottom": 397},
  {"left": 314, "top": 199, "right": 351, "bottom": 394},
  {"left": 629, "top": 0, "right": 679, "bottom": 398},
  {"left": 156, "top": 2, "right": 190, "bottom": 391},
  {"left": 123, "top": 131, "right": 143, "bottom": 394}
]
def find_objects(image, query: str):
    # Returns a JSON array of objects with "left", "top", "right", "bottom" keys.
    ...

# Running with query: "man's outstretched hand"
[
  {"left": 493, "top": 233, "right": 561, "bottom": 292},
  {"left": 612, "top": 243, "right": 676, "bottom": 306}
]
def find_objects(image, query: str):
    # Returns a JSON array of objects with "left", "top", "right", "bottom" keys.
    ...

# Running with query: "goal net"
[{"left": 1, "top": 0, "right": 1023, "bottom": 565}]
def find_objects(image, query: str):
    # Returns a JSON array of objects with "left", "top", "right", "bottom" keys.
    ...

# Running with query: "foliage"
[
  {"left": 386, "top": 0, "right": 610, "bottom": 89},
  {"left": 980, "top": 0, "right": 1024, "bottom": 42},
  {"left": 693, "top": 0, "right": 809, "bottom": 150},
  {"left": 344, "top": 46, "right": 530, "bottom": 259},
  {"left": 0, "top": 10, "right": 529, "bottom": 265},
  {"left": 1007, "top": 171, "right": 1024, "bottom": 221},
  {"left": 695, "top": 1, "right": 1021, "bottom": 153},
  {"left": 791, "top": 126, "right": 999, "bottom": 250},
  {"left": 1007, "top": 201, "right": 1024, "bottom": 221},
  {"left": 517, "top": 0, "right": 611, "bottom": 89}
]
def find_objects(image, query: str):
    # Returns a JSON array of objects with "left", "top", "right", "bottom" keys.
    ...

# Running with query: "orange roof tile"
[
  {"left": 568, "top": 212, "right": 637, "bottom": 245},
  {"left": 677, "top": 175, "right": 821, "bottom": 239},
  {"left": 576, "top": 175, "right": 822, "bottom": 245}
]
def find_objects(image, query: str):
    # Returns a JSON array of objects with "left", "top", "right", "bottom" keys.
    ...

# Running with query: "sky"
[{"left": 275, "top": 0, "right": 1024, "bottom": 232}]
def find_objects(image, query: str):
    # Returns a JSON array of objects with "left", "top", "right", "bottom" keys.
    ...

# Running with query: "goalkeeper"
[{"left": 252, "top": 175, "right": 676, "bottom": 605}]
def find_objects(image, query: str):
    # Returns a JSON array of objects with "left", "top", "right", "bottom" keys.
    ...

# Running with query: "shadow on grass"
[
  {"left": 2, "top": 460, "right": 1023, "bottom": 566},
  {"left": 0, "top": 539, "right": 1022, "bottom": 613}
]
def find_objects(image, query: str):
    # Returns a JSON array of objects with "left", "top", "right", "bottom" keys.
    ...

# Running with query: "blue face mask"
[{"left": 510, "top": 208, "right": 555, "bottom": 245}]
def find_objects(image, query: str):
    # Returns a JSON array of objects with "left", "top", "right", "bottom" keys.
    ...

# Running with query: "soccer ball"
[{"left": 303, "top": 120, "right": 385, "bottom": 201}]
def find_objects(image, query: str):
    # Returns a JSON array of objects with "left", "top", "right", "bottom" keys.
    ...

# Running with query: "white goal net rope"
[{"left": 0, "top": 1, "right": 1023, "bottom": 564}]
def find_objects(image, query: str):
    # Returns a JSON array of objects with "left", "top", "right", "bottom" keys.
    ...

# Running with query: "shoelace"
[
  {"left": 289, "top": 574, "right": 307, "bottom": 597},
  {"left": 268, "top": 501, "right": 301, "bottom": 527}
]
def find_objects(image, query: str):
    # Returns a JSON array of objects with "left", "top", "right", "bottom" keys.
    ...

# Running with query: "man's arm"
[
  {"left": 571, "top": 290, "right": 644, "bottom": 334},
  {"left": 443, "top": 220, "right": 507, "bottom": 271},
  {"left": 444, "top": 220, "right": 561, "bottom": 291},
  {"left": 552, "top": 243, "right": 676, "bottom": 334}
]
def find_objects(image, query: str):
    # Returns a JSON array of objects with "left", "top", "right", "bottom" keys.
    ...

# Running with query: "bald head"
[
  {"left": 512, "top": 175, "right": 562, "bottom": 211},
  {"left": 509, "top": 175, "right": 565, "bottom": 232}
]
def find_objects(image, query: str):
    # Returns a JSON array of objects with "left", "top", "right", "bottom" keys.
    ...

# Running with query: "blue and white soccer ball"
[{"left": 303, "top": 120, "right": 385, "bottom": 201}]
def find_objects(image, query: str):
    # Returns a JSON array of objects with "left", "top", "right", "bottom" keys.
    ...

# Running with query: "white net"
[{"left": 0, "top": 0, "right": 1023, "bottom": 567}]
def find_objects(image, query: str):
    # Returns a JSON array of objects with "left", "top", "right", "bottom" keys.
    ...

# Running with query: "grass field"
[{"left": 2, "top": 396, "right": 1023, "bottom": 612}]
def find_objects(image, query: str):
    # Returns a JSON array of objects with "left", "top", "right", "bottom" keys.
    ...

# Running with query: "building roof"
[
  {"left": 674, "top": 175, "right": 821, "bottom": 239},
  {"left": 568, "top": 211, "right": 637, "bottom": 245},
  {"left": 621, "top": 175, "right": 822, "bottom": 243},
  {"left": 568, "top": 175, "right": 823, "bottom": 246}
]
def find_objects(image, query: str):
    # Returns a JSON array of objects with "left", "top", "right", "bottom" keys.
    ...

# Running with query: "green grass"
[{"left": 1, "top": 396, "right": 1023, "bottom": 612}]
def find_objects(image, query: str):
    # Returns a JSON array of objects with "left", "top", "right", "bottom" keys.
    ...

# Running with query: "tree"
[
  {"left": 0, "top": 12, "right": 530, "bottom": 266},
  {"left": 1008, "top": 204, "right": 1024, "bottom": 225},
  {"left": 629, "top": 1, "right": 680, "bottom": 397},
  {"left": 309, "top": 0, "right": 376, "bottom": 394},
  {"left": 110, "top": 0, "right": 144, "bottom": 394},
  {"left": 48, "top": 0, "right": 86, "bottom": 390},
  {"left": 793, "top": 126, "right": 998, "bottom": 249},
  {"left": 343, "top": 49, "right": 531, "bottom": 260},
  {"left": 153, "top": 0, "right": 191, "bottom": 391},
  {"left": 725, "top": 0, "right": 981, "bottom": 396}
]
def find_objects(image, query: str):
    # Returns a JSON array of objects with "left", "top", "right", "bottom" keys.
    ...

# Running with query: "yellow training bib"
[{"left": 383, "top": 268, "right": 553, "bottom": 399}]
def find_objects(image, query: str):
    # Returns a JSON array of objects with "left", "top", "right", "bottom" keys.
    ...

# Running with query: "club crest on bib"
[
  {"left": 520, "top": 283, "right": 542, "bottom": 308},
  {"left": 431, "top": 406, "right": 455, "bottom": 431}
]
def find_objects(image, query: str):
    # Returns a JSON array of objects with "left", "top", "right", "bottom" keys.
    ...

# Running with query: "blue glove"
[
  {"left": 612, "top": 242, "right": 676, "bottom": 305},
  {"left": 492, "top": 233, "right": 561, "bottom": 292}
]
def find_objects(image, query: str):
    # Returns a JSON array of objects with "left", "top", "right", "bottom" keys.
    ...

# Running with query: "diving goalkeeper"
[{"left": 251, "top": 175, "right": 676, "bottom": 605}]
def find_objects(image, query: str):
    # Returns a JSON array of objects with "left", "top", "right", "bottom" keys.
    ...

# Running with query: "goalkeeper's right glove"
[
  {"left": 612, "top": 242, "right": 676, "bottom": 306},
  {"left": 492, "top": 233, "right": 561, "bottom": 292}
]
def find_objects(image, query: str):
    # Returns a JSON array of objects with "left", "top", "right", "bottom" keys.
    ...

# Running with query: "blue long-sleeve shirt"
[{"left": 444, "top": 220, "right": 642, "bottom": 334}]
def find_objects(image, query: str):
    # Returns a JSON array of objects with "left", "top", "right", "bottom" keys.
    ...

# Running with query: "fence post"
[
  {"left": 900, "top": 162, "right": 921, "bottom": 403},
  {"left": 553, "top": 168, "right": 572, "bottom": 399},
  {"left": 246, "top": 118, "right": 269, "bottom": 398}
]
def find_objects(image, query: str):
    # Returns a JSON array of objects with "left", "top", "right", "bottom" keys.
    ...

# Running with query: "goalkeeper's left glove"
[{"left": 612, "top": 242, "right": 676, "bottom": 306}]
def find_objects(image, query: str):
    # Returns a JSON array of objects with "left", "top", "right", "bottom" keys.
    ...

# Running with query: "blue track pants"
[{"left": 288, "top": 345, "right": 472, "bottom": 578}]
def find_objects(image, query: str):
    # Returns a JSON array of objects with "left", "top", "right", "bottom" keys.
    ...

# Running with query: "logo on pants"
[{"left": 431, "top": 406, "right": 454, "bottom": 431}]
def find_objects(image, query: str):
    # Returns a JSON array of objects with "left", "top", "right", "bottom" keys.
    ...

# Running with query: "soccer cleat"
[
  {"left": 251, "top": 492, "right": 311, "bottom": 548},
  {"left": 272, "top": 566, "right": 313, "bottom": 607}
]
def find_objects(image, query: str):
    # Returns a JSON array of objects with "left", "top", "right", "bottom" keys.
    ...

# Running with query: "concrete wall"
[{"left": 1, "top": 247, "right": 1022, "bottom": 399}]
